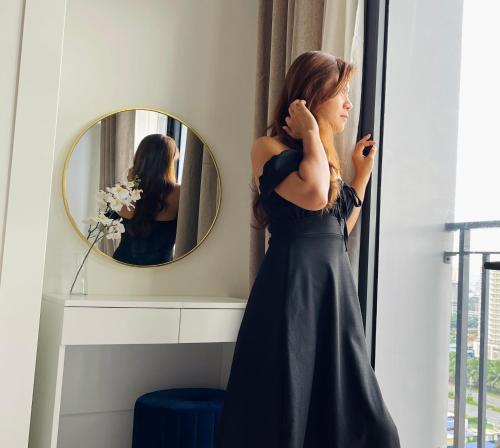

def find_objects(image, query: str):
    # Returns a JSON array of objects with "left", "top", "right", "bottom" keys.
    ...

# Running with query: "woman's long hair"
[
  {"left": 252, "top": 51, "right": 356, "bottom": 228},
  {"left": 127, "top": 134, "right": 178, "bottom": 238}
]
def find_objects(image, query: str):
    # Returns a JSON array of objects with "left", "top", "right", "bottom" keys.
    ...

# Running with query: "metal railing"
[{"left": 444, "top": 220, "right": 500, "bottom": 447}]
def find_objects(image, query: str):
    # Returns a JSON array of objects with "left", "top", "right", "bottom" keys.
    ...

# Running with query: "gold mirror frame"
[{"left": 62, "top": 107, "right": 222, "bottom": 268}]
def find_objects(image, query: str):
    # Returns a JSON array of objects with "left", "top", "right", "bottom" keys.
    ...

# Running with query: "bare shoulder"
[
  {"left": 251, "top": 136, "right": 288, "bottom": 176},
  {"left": 251, "top": 136, "right": 286, "bottom": 158},
  {"left": 171, "top": 183, "right": 181, "bottom": 201},
  {"left": 159, "top": 184, "right": 180, "bottom": 218},
  {"left": 164, "top": 183, "right": 180, "bottom": 203}
]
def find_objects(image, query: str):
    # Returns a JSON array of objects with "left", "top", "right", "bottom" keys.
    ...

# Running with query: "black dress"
[
  {"left": 214, "top": 148, "right": 401, "bottom": 447},
  {"left": 106, "top": 211, "right": 177, "bottom": 265}
]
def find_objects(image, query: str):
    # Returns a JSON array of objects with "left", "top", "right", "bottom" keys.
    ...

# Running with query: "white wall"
[
  {"left": 37, "top": 0, "right": 257, "bottom": 446},
  {"left": 376, "top": 1, "right": 463, "bottom": 447},
  {"left": 43, "top": 0, "right": 256, "bottom": 297}
]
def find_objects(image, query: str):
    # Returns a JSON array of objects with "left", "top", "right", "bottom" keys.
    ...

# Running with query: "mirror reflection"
[{"left": 64, "top": 109, "right": 221, "bottom": 266}]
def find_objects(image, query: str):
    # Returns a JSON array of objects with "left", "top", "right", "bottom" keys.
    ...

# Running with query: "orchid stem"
[{"left": 69, "top": 227, "right": 106, "bottom": 294}]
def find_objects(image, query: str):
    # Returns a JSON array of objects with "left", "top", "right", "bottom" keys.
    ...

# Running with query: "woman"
[
  {"left": 110, "top": 133, "right": 181, "bottom": 265},
  {"left": 215, "top": 51, "right": 401, "bottom": 447}
]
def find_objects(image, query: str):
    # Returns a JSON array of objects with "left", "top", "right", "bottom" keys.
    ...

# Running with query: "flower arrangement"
[{"left": 69, "top": 175, "right": 142, "bottom": 294}]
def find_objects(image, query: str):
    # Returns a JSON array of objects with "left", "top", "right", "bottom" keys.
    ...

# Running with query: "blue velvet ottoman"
[{"left": 132, "top": 388, "right": 225, "bottom": 448}]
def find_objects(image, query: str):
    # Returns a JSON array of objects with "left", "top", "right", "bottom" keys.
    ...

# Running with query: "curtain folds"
[
  {"left": 99, "top": 110, "right": 136, "bottom": 255},
  {"left": 174, "top": 132, "right": 218, "bottom": 258}
]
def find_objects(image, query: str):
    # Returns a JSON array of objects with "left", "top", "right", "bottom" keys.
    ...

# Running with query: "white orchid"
[
  {"left": 105, "top": 220, "right": 125, "bottom": 240},
  {"left": 108, "top": 195, "right": 126, "bottom": 212},
  {"left": 106, "top": 185, "right": 129, "bottom": 201},
  {"left": 71, "top": 174, "right": 142, "bottom": 294},
  {"left": 86, "top": 178, "right": 142, "bottom": 236},
  {"left": 130, "top": 188, "right": 142, "bottom": 202},
  {"left": 104, "top": 182, "right": 143, "bottom": 212},
  {"left": 96, "top": 191, "right": 108, "bottom": 210},
  {"left": 96, "top": 212, "right": 115, "bottom": 226}
]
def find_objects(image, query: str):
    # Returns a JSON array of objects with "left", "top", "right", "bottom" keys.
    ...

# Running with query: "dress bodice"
[
  {"left": 255, "top": 147, "right": 362, "bottom": 251},
  {"left": 105, "top": 211, "right": 178, "bottom": 265}
]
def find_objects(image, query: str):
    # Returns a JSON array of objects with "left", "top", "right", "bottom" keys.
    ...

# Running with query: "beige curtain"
[
  {"left": 98, "top": 110, "right": 136, "bottom": 255},
  {"left": 323, "top": 0, "right": 365, "bottom": 280},
  {"left": 174, "top": 131, "right": 218, "bottom": 258},
  {"left": 250, "top": 0, "right": 364, "bottom": 288}
]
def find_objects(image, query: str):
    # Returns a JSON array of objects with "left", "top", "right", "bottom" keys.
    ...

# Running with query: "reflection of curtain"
[
  {"left": 98, "top": 110, "right": 136, "bottom": 255},
  {"left": 173, "top": 131, "right": 217, "bottom": 258},
  {"left": 197, "top": 148, "right": 218, "bottom": 241},
  {"left": 249, "top": 0, "right": 364, "bottom": 286}
]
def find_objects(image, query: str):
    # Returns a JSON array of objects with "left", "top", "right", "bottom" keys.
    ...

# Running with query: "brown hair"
[
  {"left": 251, "top": 50, "right": 356, "bottom": 229},
  {"left": 127, "top": 134, "right": 178, "bottom": 238}
]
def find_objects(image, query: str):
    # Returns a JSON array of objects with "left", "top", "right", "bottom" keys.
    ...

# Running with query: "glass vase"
[{"left": 70, "top": 251, "right": 88, "bottom": 296}]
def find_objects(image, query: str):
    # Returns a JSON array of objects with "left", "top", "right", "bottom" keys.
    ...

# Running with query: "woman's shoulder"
[
  {"left": 252, "top": 136, "right": 288, "bottom": 155},
  {"left": 251, "top": 136, "right": 293, "bottom": 176},
  {"left": 252, "top": 140, "right": 304, "bottom": 199},
  {"left": 166, "top": 183, "right": 181, "bottom": 202}
]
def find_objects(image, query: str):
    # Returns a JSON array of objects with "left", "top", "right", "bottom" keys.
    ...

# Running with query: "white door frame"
[{"left": 0, "top": 0, "right": 67, "bottom": 446}]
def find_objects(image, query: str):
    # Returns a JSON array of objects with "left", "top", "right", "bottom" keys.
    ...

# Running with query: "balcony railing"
[{"left": 445, "top": 220, "right": 500, "bottom": 447}]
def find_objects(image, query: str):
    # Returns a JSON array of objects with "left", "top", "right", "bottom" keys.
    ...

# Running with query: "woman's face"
[{"left": 316, "top": 83, "right": 352, "bottom": 134}]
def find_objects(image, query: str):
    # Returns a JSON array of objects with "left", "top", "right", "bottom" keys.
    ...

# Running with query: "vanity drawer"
[
  {"left": 61, "top": 307, "right": 180, "bottom": 345},
  {"left": 179, "top": 308, "right": 244, "bottom": 343}
]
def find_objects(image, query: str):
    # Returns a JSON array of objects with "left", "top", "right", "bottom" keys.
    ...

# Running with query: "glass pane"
[{"left": 448, "top": 0, "right": 500, "bottom": 444}]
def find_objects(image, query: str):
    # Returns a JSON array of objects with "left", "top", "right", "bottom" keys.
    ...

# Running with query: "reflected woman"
[{"left": 110, "top": 134, "right": 180, "bottom": 265}]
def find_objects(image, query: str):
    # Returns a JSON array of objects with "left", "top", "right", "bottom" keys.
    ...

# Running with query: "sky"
[{"left": 454, "top": 0, "right": 500, "bottom": 254}]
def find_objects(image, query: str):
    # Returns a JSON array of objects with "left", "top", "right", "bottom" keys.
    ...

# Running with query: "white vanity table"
[{"left": 29, "top": 294, "right": 246, "bottom": 448}]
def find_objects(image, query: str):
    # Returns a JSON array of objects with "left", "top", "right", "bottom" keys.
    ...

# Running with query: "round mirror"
[{"left": 63, "top": 108, "right": 221, "bottom": 267}]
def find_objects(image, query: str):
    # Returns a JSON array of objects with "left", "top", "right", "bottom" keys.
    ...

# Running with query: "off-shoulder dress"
[{"left": 215, "top": 148, "right": 401, "bottom": 447}]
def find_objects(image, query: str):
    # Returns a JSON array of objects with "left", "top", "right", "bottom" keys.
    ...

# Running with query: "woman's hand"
[
  {"left": 282, "top": 99, "right": 320, "bottom": 140},
  {"left": 352, "top": 133, "right": 377, "bottom": 181}
]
